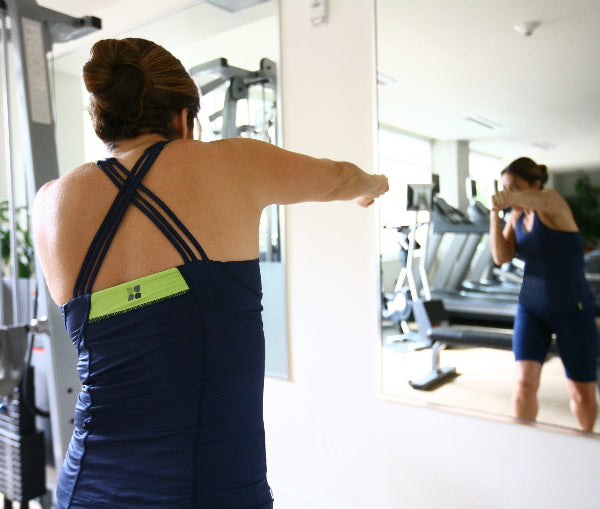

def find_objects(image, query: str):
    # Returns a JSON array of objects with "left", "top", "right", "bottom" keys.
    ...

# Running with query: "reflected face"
[{"left": 501, "top": 173, "right": 537, "bottom": 192}]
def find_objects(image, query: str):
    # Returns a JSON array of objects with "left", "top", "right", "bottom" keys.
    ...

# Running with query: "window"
[{"left": 378, "top": 126, "right": 431, "bottom": 260}]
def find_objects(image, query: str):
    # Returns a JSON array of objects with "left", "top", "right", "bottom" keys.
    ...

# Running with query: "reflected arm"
[
  {"left": 491, "top": 188, "right": 560, "bottom": 214},
  {"left": 489, "top": 211, "right": 517, "bottom": 266}
]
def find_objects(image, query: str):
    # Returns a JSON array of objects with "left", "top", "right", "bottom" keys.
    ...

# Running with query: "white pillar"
[{"left": 432, "top": 139, "right": 469, "bottom": 210}]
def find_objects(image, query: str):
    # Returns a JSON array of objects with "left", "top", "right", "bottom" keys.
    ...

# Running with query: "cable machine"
[
  {"left": 0, "top": 1, "right": 100, "bottom": 506},
  {"left": 190, "top": 56, "right": 289, "bottom": 379},
  {"left": 189, "top": 57, "right": 281, "bottom": 262}
]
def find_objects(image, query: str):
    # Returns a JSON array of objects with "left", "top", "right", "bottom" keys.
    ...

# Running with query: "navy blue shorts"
[{"left": 513, "top": 304, "right": 599, "bottom": 382}]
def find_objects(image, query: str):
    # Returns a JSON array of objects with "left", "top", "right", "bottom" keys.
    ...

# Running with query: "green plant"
[
  {"left": 565, "top": 175, "right": 600, "bottom": 250},
  {"left": 0, "top": 200, "right": 35, "bottom": 278}
]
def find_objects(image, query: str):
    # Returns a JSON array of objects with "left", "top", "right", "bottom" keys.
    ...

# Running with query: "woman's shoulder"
[
  {"left": 537, "top": 188, "right": 578, "bottom": 231},
  {"left": 540, "top": 187, "right": 565, "bottom": 201},
  {"left": 42, "top": 161, "right": 100, "bottom": 196},
  {"left": 168, "top": 138, "right": 277, "bottom": 175},
  {"left": 33, "top": 162, "right": 110, "bottom": 225},
  {"left": 192, "top": 137, "right": 279, "bottom": 156}
]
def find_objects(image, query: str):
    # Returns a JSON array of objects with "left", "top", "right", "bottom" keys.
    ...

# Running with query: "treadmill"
[{"left": 426, "top": 195, "right": 518, "bottom": 325}]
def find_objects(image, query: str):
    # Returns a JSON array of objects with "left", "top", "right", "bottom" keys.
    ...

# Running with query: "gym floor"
[{"left": 381, "top": 325, "right": 600, "bottom": 434}]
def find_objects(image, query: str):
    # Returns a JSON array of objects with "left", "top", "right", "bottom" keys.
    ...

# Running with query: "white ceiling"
[
  {"left": 41, "top": 0, "right": 600, "bottom": 172},
  {"left": 377, "top": 0, "right": 600, "bottom": 171},
  {"left": 42, "top": 0, "right": 279, "bottom": 73}
]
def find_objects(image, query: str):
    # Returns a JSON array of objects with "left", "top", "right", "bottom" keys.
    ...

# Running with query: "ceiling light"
[
  {"left": 514, "top": 21, "right": 541, "bottom": 37},
  {"left": 206, "top": 0, "right": 270, "bottom": 12},
  {"left": 531, "top": 141, "right": 556, "bottom": 151},
  {"left": 464, "top": 115, "right": 508, "bottom": 130}
]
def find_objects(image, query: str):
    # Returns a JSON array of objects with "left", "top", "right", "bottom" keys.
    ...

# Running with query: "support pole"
[{"left": 2, "top": 0, "right": 100, "bottom": 498}]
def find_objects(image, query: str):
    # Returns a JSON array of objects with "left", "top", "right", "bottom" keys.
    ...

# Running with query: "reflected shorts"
[{"left": 513, "top": 303, "right": 599, "bottom": 382}]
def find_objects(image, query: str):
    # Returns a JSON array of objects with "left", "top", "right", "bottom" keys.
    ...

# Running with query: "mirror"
[
  {"left": 376, "top": 0, "right": 600, "bottom": 433},
  {"left": 48, "top": 0, "right": 288, "bottom": 378}
]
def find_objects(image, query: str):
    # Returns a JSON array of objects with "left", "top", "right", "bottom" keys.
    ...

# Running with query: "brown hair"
[
  {"left": 501, "top": 157, "right": 548, "bottom": 189},
  {"left": 83, "top": 38, "right": 200, "bottom": 149}
]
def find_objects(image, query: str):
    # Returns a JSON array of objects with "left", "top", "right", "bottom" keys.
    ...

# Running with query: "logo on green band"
[{"left": 127, "top": 285, "right": 142, "bottom": 301}]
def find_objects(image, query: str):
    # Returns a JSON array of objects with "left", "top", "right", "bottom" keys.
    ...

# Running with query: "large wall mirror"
[
  {"left": 376, "top": 0, "right": 600, "bottom": 433},
  {"left": 47, "top": 0, "right": 288, "bottom": 378}
]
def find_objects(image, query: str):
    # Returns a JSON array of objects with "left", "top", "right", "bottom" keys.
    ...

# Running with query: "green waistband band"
[{"left": 89, "top": 268, "right": 190, "bottom": 322}]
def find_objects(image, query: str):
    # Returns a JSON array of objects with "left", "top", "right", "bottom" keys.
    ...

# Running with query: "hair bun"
[
  {"left": 537, "top": 164, "right": 548, "bottom": 183},
  {"left": 83, "top": 39, "right": 152, "bottom": 121}
]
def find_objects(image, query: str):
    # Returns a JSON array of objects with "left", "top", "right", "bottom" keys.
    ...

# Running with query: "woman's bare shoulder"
[
  {"left": 540, "top": 187, "right": 565, "bottom": 201},
  {"left": 171, "top": 138, "right": 277, "bottom": 177},
  {"left": 190, "top": 137, "right": 277, "bottom": 156},
  {"left": 41, "top": 162, "right": 100, "bottom": 189},
  {"left": 538, "top": 188, "right": 578, "bottom": 230},
  {"left": 33, "top": 163, "right": 106, "bottom": 224}
]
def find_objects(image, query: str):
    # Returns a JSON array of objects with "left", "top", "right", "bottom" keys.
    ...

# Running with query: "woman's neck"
[{"left": 110, "top": 133, "right": 171, "bottom": 159}]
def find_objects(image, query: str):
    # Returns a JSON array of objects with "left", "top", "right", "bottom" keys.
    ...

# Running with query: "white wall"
[
  {"left": 265, "top": 1, "right": 600, "bottom": 508},
  {"left": 53, "top": 71, "right": 86, "bottom": 175}
]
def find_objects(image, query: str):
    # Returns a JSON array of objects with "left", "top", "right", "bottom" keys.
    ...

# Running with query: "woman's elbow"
[{"left": 492, "top": 252, "right": 512, "bottom": 267}]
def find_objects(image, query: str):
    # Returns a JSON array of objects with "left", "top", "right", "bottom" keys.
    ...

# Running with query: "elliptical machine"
[
  {"left": 381, "top": 177, "right": 458, "bottom": 388},
  {"left": 382, "top": 179, "right": 452, "bottom": 356}
]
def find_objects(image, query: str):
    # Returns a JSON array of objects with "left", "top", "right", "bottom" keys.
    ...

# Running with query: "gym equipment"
[
  {"left": 426, "top": 193, "right": 518, "bottom": 325},
  {"left": 190, "top": 57, "right": 276, "bottom": 141},
  {"left": 462, "top": 179, "right": 521, "bottom": 296},
  {"left": 189, "top": 58, "right": 281, "bottom": 262},
  {"left": 407, "top": 303, "right": 513, "bottom": 390},
  {"left": 382, "top": 225, "right": 416, "bottom": 328},
  {"left": 380, "top": 180, "right": 516, "bottom": 389},
  {"left": 382, "top": 183, "right": 435, "bottom": 347},
  {"left": 189, "top": 57, "right": 288, "bottom": 378},
  {"left": 405, "top": 187, "right": 516, "bottom": 389},
  {"left": 1, "top": 1, "right": 100, "bottom": 506}
]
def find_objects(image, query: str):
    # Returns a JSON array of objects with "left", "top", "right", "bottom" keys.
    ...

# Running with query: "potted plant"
[
  {"left": 0, "top": 199, "right": 35, "bottom": 278},
  {"left": 0, "top": 199, "right": 36, "bottom": 324},
  {"left": 565, "top": 175, "right": 600, "bottom": 251}
]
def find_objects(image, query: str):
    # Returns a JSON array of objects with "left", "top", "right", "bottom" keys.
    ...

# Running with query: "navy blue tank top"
[
  {"left": 56, "top": 142, "right": 272, "bottom": 508},
  {"left": 515, "top": 211, "right": 594, "bottom": 315}
]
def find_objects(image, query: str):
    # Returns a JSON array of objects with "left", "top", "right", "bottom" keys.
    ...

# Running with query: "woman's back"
[
  {"left": 35, "top": 136, "right": 266, "bottom": 305},
  {"left": 32, "top": 36, "right": 388, "bottom": 509},
  {"left": 53, "top": 141, "right": 273, "bottom": 508}
]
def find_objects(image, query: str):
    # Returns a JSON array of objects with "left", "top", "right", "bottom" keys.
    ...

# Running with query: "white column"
[{"left": 432, "top": 139, "right": 469, "bottom": 210}]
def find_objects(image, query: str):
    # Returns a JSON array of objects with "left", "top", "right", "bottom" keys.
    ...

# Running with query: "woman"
[
  {"left": 32, "top": 38, "right": 388, "bottom": 508},
  {"left": 490, "top": 157, "right": 598, "bottom": 431}
]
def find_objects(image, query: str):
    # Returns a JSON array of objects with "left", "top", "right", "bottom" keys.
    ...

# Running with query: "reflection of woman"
[
  {"left": 490, "top": 157, "right": 598, "bottom": 431},
  {"left": 32, "top": 38, "right": 389, "bottom": 508}
]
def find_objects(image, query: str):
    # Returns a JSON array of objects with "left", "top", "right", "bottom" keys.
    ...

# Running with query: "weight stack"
[{"left": 0, "top": 369, "right": 45, "bottom": 503}]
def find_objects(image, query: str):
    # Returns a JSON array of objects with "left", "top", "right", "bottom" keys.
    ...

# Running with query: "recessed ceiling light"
[
  {"left": 531, "top": 141, "right": 556, "bottom": 151},
  {"left": 464, "top": 115, "right": 508, "bottom": 130}
]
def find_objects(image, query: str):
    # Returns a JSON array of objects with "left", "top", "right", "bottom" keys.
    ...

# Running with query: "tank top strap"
[
  {"left": 96, "top": 156, "right": 209, "bottom": 262},
  {"left": 73, "top": 141, "right": 208, "bottom": 298}
]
